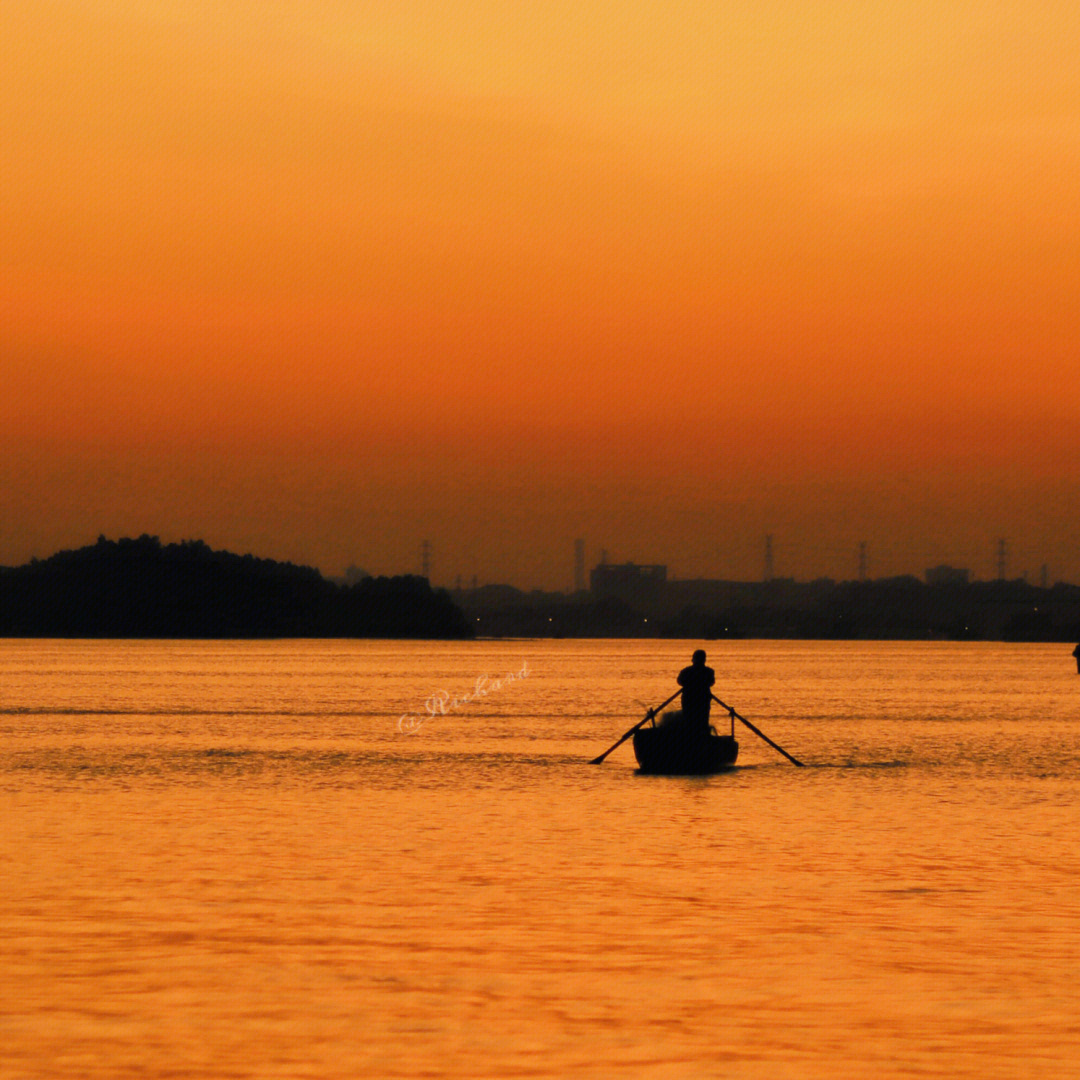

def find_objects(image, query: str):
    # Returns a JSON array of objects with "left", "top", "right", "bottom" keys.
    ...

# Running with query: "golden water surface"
[{"left": 2, "top": 639, "right": 1078, "bottom": 1078}]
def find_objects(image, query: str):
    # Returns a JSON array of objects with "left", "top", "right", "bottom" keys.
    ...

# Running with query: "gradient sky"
[{"left": 4, "top": 2, "right": 1080, "bottom": 588}]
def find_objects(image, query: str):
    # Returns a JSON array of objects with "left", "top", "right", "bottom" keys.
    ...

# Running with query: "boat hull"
[{"left": 633, "top": 726, "right": 739, "bottom": 775}]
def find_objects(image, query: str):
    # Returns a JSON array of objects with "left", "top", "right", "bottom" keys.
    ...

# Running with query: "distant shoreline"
[
  {"left": 450, "top": 578, "right": 1080, "bottom": 642},
  {"left": 4, "top": 537, "right": 1079, "bottom": 642}
]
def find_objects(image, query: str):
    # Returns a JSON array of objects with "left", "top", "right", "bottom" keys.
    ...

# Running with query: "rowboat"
[
  {"left": 633, "top": 714, "right": 739, "bottom": 775},
  {"left": 591, "top": 697, "right": 800, "bottom": 770}
]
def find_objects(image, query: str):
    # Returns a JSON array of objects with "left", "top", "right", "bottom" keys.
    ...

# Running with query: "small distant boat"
[{"left": 633, "top": 712, "right": 739, "bottom": 775}]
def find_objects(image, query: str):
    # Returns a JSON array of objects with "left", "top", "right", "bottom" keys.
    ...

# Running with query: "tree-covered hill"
[{"left": 0, "top": 536, "right": 472, "bottom": 638}]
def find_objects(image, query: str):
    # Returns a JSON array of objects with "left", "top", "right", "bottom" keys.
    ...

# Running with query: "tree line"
[{"left": 0, "top": 536, "right": 472, "bottom": 638}]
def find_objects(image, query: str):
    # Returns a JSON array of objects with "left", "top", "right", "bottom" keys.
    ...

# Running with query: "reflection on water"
[{"left": 2, "top": 639, "right": 1079, "bottom": 1078}]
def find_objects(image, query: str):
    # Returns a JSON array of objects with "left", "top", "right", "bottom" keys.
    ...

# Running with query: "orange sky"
[{"left": 4, "top": 1, "right": 1080, "bottom": 587}]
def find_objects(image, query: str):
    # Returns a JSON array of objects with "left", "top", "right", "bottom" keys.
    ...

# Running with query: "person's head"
[{"left": 692, "top": 649, "right": 706, "bottom": 665}]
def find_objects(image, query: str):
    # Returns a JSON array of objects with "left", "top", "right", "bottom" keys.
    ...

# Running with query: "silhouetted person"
[
  {"left": 1073, "top": 643, "right": 1080, "bottom": 674},
  {"left": 677, "top": 649, "right": 715, "bottom": 736}
]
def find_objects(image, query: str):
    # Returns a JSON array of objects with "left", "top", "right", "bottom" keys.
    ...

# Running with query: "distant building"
[
  {"left": 925, "top": 564, "right": 970, "bottom": 586},
  {"left": 590, "top": 562, "right": 667, "bottom": 609}
]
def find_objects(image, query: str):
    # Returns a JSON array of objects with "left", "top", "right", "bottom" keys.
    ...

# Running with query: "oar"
[
  {"left": 712, "top": 694, "right": 804, "bottom": 767},
  {"left": 590, "top": 689, "right": 681, "bottom": 764}
]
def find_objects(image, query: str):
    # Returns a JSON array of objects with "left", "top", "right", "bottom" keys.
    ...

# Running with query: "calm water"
[{"left": 2, "top": 639, "right": 1079, "bottom": 1078}]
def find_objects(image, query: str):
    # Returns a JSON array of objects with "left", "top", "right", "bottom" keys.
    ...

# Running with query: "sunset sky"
[{"left": 4, "top": 1, "right": 1080, "bottom": 588}]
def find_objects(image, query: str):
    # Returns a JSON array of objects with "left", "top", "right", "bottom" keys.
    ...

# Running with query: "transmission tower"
[{"left": 574, "top": 538, "right": 586, "bottom": 593}]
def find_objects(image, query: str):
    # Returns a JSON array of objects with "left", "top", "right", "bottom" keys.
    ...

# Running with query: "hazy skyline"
[{"left": 5, "top": 2, "right": 1080, "bottom": 589}]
